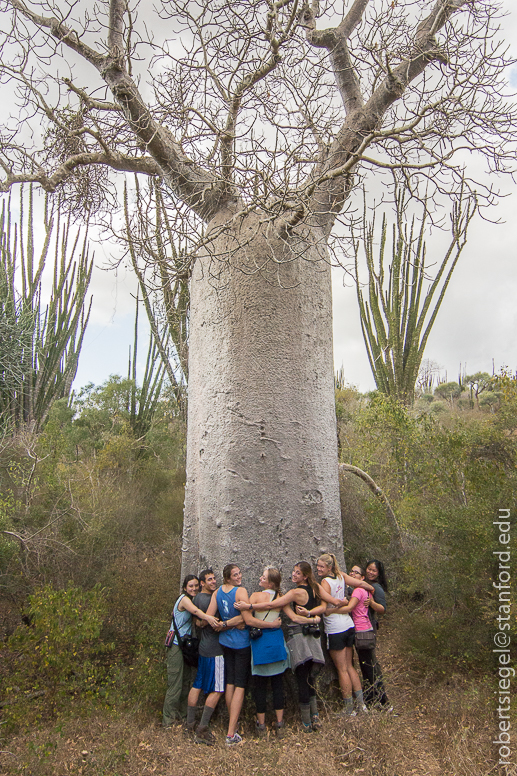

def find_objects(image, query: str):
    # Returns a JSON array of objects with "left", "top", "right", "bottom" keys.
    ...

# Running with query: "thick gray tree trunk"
[{"left": 183, "top": 212, "right": 343, "bottom": 583}]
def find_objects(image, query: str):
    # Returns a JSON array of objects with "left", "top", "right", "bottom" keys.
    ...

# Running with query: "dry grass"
[{"left": 1, "top": 624, "right": 514, "bottom": 776}]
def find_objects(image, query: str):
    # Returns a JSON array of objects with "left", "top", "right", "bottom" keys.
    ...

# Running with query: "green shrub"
[{"left": 3, "top": 583, "right": 109, "bottom": 727}]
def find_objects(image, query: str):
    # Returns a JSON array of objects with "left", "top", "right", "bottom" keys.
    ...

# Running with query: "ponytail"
[{"left": 318, "top": 552, "right": 344, "bottom": 580}]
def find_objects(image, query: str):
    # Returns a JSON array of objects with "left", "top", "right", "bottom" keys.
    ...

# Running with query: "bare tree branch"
[
  {"left": 0, "top": 0, "right": 514, "bottom": 230},
  {"left": 304, "top": 0, "right": 368, "bottom": 115},
  {"left": 339, "top": 463, "right": 405, "bottom": 556},
  {"left": 0, "top": 151, "right": 161, "bottom": 193},
  {"left": 5, "top": 0, "right": 229, "bottom": 220},
  {"left": 309, "top": 0, "right": 474, "bottom": 229}
]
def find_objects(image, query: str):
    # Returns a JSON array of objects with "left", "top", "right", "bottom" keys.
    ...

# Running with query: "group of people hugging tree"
[{"left": 162, "top": 554, "right": 390, "bottom": 746}]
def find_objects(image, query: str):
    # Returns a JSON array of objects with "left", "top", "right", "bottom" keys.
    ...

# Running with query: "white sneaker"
[{"left": 225, "top": 732, "right": 243, "bottom": 746}]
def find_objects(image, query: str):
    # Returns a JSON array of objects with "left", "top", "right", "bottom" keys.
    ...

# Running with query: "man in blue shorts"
[{"left": 186, "top": 568, "right": 243, "bottom": 745}]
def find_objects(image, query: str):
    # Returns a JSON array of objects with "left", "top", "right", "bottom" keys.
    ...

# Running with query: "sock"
[
  {"left": 354, "top": 690, "right": 365, "bottom": 707},
  {"left": 343, "top": 697, "right": 354, "bottom": 715},
  {"left": 186, "top": 705, "right": 197, "bottom": 726},
  {"left": 299, "top": 703, "right": 311, "bottom": 727},
  {"left": 309, "top": 696, "right": 318, "bottom": 717},
  {"left": 200, "top": 705, "right": 215, "bottom": 728}
]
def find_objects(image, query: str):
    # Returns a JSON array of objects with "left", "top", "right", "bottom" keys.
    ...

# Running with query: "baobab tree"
[{"left": 0, "top": 0, "right": 514, "bottom": 581}]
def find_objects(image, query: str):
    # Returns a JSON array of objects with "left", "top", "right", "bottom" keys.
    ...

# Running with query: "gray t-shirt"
[
  {"left": 369, "top": 582, "right": 387, "bottom": 629},
  {"left": 193, "top": 591, "right": 223, "bottom": 657}
]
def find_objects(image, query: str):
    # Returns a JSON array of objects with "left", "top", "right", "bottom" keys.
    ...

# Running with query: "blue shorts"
[{"left": 192, "top": 655, "right": 225, "bottom": 694}]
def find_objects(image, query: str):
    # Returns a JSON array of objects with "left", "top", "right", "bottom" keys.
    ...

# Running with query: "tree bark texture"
[{"left": 183, "top": 212, "right": 343, "bottom": 582}]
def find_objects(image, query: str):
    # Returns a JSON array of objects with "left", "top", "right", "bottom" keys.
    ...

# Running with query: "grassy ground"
[{"left": 0, "top": 622, "right": 511, "bottom": 776}]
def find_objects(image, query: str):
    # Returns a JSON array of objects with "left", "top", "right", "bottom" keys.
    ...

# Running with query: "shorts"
[
  {"left": 222, "top": 645, "right": 251, "bottom": 689},
  {"left": 192, "top": 655, "right": 225, "bottom": 694},
  {"left": 327, "top": 628, "right": 355, "bottom": 652}
]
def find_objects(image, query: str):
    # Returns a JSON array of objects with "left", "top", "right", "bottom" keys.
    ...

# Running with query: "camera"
[
  {"left": 302, "top": 623, "right": 321, "bottom": 637},
  {"left": 249, "top": 626, "right": 263, "bottom": 639}
]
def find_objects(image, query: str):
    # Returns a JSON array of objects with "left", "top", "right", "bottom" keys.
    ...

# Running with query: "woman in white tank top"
[{"left": 317, "top": 553, "right": 374, "bottom": 716}]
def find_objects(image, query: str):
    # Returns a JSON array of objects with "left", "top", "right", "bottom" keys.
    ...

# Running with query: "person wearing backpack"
[{"left": 242, "top": 567, "right": 289, "bottom": 739}]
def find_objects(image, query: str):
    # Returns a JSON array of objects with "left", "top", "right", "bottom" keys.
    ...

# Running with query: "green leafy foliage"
[
  {"left": 0, "top": 375, "right": 185, "bottom": 601},
  {"left": 4, "top": 583, "right": 108, "bottom": 726},
  {"left": 337, "top": 374, "right": 517, "bottom": 670},
  {"left": 434, "top": 381, "right": 462, "bottom": 402},
  {"left": 0, "top": 382, "right": 184, "bottom": 725}
]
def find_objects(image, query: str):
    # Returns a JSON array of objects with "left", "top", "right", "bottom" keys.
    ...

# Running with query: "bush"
[
  {"left": 3, "top": 583, "right": 108, "bottom": 727},
  {"left": 336, "top": 381, "right": 517, "bottom": 671}
]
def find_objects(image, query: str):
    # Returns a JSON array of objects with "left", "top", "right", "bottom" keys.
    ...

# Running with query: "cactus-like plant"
[
  {"left": 0, "top": 187, "right": 93, "bottom": 432},
  {"left": 124, "top": 179, "right": 190, "bottom": 415},
  {"left": 353, "top": 190, "right": 477, "bottom": 405}
]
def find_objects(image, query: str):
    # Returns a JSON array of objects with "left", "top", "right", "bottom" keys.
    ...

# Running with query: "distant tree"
[
  {"left": 354, "top": 189, "right": 476, "bottom": 405},
  {"left": 464, "top": 372, "right": 493, "bottom": 408},
  {"left": 416, "top": 359, "right": 443, "bottom": 396},
  {"left": 0, "top": 187, "right": 92, "bottom": 432},
  {"left": 434, "top": 380, "right": 462, "bottom": 405}
]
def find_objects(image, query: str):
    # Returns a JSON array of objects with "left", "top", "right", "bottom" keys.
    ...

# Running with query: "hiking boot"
[
  {"left": 194, "top": 726, "right": 215, "bottom": 746},
  {"left": 184, "top": 720, "right": 196, "bottom": 736}
]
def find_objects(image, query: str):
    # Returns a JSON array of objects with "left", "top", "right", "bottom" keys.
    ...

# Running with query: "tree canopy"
[{"left": 0, "top": 0, "right": 514, "bottom": 234}]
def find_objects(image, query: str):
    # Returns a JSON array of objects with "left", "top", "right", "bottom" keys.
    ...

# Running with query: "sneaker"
[
  {"left": 225, "top": 732, "right": 243, "bottom": 746},
  {"left": 255, "top": 721, "right": 267, "bottom": 738},
  {"left": 301, "top": 721, "right": 312, "bottom": 733},
  {"left": 194, "top": 726, "right": 215, "bottom": 746},
  {"left": 358, "top": 704, "right": 368, "bottom": 713},
  {"left": 274, "top": 720, "right": 285, "bottom": 739}
]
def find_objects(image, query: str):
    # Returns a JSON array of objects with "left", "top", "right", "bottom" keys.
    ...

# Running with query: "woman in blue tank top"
[
  {"left": 209, "top": 564, "right": 250, "bottom": 744},
  {"left": 208, "top": 564, "right": 280, "bottom": 745}
]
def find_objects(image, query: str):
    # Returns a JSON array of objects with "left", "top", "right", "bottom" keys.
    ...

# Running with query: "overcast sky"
[{"left": 7, "top": 1, "right": 514, "bottom": 396}]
